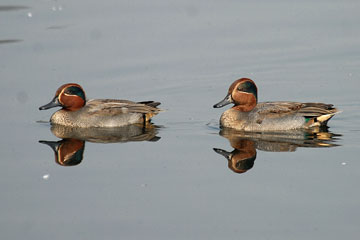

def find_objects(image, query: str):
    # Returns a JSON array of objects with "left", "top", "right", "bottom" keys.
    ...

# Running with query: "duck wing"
[
  {"left": 256, "top": 102, "right": 303, "bottom": 118},
  {"left": 296, "top": 102, "right": 338, "bottom": 117},
  {"left": 256, "top": 101, "right": 338, "bottom": 125},
  {"left": 85, "top": 99, "right": 161, "bottom": 115}
]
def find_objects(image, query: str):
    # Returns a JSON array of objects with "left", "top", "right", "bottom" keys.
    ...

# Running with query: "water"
[{"left": 1, "top": 0, "right": 360, "bottom": 239}]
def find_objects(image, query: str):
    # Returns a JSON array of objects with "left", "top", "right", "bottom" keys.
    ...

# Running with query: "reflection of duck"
[
  {"left": 48, "top": 123, "right": 161, "bottom": 143},
  {"left": 214, "top": 128, "right": 340, "bottom": 174},
  {"left": 39, "top": 83, "right": 161, "bottom": 127},
  {"left": 40, "top": 139, "right": 85, "bottom": 166},
  {"left": 40, "top": 123, "right": 161, "bottom": 166},
  {"left": 213, "top": 78, "right": 339, "bottom": 131}
]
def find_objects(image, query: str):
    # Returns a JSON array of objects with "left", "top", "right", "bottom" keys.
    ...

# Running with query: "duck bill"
[
  {"left": 213, "top": 148, "right": 232, "bottom": 160},
  {"left": 39, "top": 140, "right": 61, "bottom": 152},
  {"left": 39, "top": 96, "right": 61, "bottom": 110},
  {"left": 213, "top": 93, "right": 233, "bottom": 108}
]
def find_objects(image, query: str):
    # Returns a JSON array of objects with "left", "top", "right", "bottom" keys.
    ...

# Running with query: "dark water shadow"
[
  {"left": 0, "top": 5, "right": 28, "bottom": 46},
  {"left": 0, "top": 39, "right": 23, "bottom": 45},
  {"left": 0, "top": 5, "right": 29, "bottom": 12},
  {"left": 213, "top": 127, "right": 341, "bottom": 174},
  {"left": 39, "top": 123, "right": 161, "bottom": 166},
  {"left": 46, "top": 25, "right": 72, "bottom": 30}
]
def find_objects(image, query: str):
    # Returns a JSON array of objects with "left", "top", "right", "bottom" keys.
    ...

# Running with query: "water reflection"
[
  {"left": 213, "top": 128, "right": 341, "bottom": 174},
  {"left": 40, "top": 124, "right": 161, "bottom": 166},
  {"left": 40, "top": 139, "right": 85, "bottom": 166}
]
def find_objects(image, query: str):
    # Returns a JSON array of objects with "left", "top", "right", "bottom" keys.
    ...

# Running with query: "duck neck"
[
  {"left": 231, "top": 91, "right": 257, "bottom": 112},
  {"left": 232, "top": 96, "right": 257, "bottom": 112},
  {"left": 232, "top": 103, "right": 256, "bottom": 112}
]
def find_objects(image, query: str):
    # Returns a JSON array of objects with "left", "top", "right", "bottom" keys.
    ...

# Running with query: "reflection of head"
[
  {"left": 214, "top": 139, "right": 257, "bottom": 174},
  {"left": 229, "top": 150, "right": 256, "bottom": 174},
  {"left": 39, "top": 138, "right": 85, "bottom": 166}
]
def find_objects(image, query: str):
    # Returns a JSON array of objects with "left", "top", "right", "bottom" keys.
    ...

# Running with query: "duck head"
[
  {"left": 213, "top": 78, "right": 258, "bottom": 112},
  {"left": 39, "top": 83, "right": 86, "bottom": 111}
]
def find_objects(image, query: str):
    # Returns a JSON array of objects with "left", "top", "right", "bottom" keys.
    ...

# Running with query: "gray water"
[{"left": 1, "top": 0, "right": 360, "bottom": 239}]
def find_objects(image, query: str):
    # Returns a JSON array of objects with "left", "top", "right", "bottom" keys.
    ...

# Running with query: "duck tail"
[
  {"left": 136, "top": 101, "right": 162, "bottom": 123},
  {"left": 306, "top": 109, "right": 340, "bottom": 128},
  {"left": 317, "top": 112, "right": 337, "bottom": 125},
  {"left": 138, "top": 101, "right": 161, "bottom": 108}
]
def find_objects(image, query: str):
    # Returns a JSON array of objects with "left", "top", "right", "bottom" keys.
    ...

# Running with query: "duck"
[
  {"left": 39, "top": 83, "right": 161, "bottom": 128},
  {"left": 213, "top": 78, "right": 339, "bottom": 131}
]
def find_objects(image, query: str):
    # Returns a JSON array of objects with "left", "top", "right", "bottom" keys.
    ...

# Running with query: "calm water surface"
[{"left": 1, "top": 0, "right": 360, "bottom": 239}]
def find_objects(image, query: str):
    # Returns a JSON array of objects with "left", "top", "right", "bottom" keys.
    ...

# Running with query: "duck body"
[
  {"left": 214, "top": 78, "right": 339, "bottom": 131},
  {"left": 50, "top": 99, "right": 160, "bottom": 128},
  {"left": 40, "top": 83, "right": 161, "bottom": 128}
]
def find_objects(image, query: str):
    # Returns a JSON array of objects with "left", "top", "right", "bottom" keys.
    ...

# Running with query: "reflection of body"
[
  {"left": 213, "top": 78, "right": 339, "bottom": 131},
  {"left": 39, "top": 83, "right": 161, "bottom": 127},
  {"left": 40, "top": 124, "right": 160, "bottom": 166},
  {"left": 48, "top": 123, "right": 160, "bottom": 143},
  {"left": 214, "top": 128, "right": 340, "bottom": 174}
]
